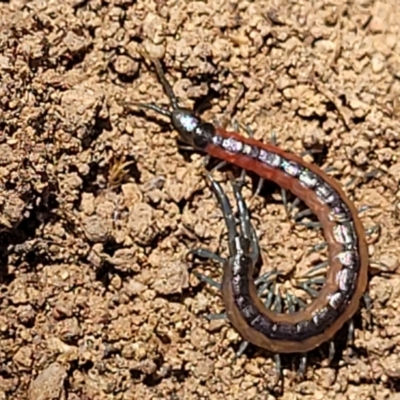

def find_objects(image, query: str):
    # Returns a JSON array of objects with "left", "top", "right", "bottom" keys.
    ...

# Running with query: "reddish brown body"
[{"left": 207, "top": 128, "right": 369, "bottom": 354}]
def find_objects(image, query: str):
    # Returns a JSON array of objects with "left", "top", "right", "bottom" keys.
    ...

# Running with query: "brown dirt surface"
[{"left": 1, "top": 0, "right": 400, "bottom": 399}]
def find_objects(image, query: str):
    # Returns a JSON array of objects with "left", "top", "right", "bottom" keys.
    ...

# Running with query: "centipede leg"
[
  {"left": 283, "top": 294, "right": 308, "bottom": 377},
  {"left": 295, "top": 204, "right": 372, "bottom": 229},
  {"left": 254, "top": 270, "right": 278, "bottom": 286},
  {"left": 188, "top": 248, "right": 226, "bottom": 264},
  {"left": 272, "top": 289, "right": 282, "bottom": 313},
  {"left": 295, "top": 205, "right": 366, "bottom": 224},
  {"left": 286, "top": 293, "right": 296, "bottom": 313},
  {"left": 343, "top": 319, "right": 357, "bottom": 363},
  {"left": 274, "top": 354, "right": 282, "bottom": 385},
  {"left": 365, "top": 225, "right": 380, "bottom": 241},
  {"left": 235, "top": 277, "right": 277, "bottom": 358},
  {"left": 315, "top": 340, "right": 337, "bottom": 378},
  {"left": 254, "top": 282, "right": 276, "bottom": 316},
  {"left": 188, "top": 250, "right": 226, "bottom": 318},
  {"left": 302, "top": 260, "right": 329, "bottom": 278},
  {"left": 362, "top": 292, "right": 373, "bottom": 327},
  {"left": 296, "top": 281, "right": 321, "bottom": 298},
  {"left": 192, "top": 271, "right": 221, "bottom": 290},
  {"left": 206, "top": 313, "right": 227, "bottom": 320},
  {"left": 297, "top": 355, "right": 308, "bottom": 379},
  {"left": 235, "top": 340, "right": 250, "bottom": 358},
  {"left": 296, "top": 221, "right": 322, "bottom": 229},
  {"left": 187, "top": 249, "right": 225, "bottom": 290},
  {"left": 293, "top": 208, "right": 313, "bottom": 220},
  {"left": 292, "top": 294, "right": 307, "bottom": 309},
  {"left": 295, "top": 276, "right": 327, "bottom": 307},
  {"left": 347, "top": 319, "right": 355, "bottom": 346},
  {"left": 268, "top": 289, "right": 285, "bottom": 384},
  {"left": 208, "top": 158, "right": 228, "bottom": 172},
  {"left": 344, "top": 169, "right": 381, "bottom": 193},
  {"left": 307, "top": 242, "right": 328, "bottom": 255}
]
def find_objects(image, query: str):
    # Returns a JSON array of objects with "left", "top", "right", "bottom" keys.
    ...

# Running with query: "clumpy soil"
[{"left": 1, "top": 0, "right": 400, "bottom": 399}]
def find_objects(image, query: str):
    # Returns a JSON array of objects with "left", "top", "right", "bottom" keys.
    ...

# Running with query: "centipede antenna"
[
  {"left": 147, "top": 55, "right": 179, "bottom": 110},
  {"left": 133, "top": 46, "right": 183, "bottom": 116},
  {"left": 133, "top": 102, "right": 172, "bottom": 117}
]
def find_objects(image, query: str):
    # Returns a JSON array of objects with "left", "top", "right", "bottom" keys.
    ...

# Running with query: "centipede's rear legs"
[
  {"left": 188, "top": 171, "right": 259, "bottom": 320},
  {"left": 232, "top": 171, "right": 285, "bottom": 382},
  {"left": 219, "top": 172, "right": 283, "bottom": 384},
  {"left": 188, "top": 173, "right": 283, "bottom": 384}
]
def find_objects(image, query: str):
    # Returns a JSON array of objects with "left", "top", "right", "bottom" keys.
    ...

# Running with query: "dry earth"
[{"left": 1, "top": 0, "right": 400, "bottom": 399}]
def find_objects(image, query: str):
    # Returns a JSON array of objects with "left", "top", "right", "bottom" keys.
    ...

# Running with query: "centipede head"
[
  {"left": 171, "top": 109, "right": 216, "bottom": 150},
  {"left": 132, "top": 47, "right": 217, "bottom": 151}
]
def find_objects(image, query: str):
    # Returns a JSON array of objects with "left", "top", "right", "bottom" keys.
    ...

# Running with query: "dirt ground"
[{"left": 1, "top": 0, "right": 400, "bottom": 399}]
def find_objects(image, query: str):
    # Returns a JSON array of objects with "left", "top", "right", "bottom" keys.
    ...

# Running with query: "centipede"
[{"left": 124, "top": 49, "right": 377, "bottom": 383}]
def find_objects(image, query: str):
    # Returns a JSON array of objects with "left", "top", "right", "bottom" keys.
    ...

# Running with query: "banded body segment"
[{"left": 209, "top": 129, "right": 368, "bottom": 353}]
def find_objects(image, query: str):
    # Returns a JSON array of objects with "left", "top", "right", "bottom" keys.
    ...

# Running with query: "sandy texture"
[{"left": 1, "top": 0, "right": 400, "bottom": 399}]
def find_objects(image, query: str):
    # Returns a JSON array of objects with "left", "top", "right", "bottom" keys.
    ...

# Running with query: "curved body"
[
  {"left": 132, "top": 52, "right": 369, "bottom": 355},
  {"left": 206, "top": 128, "right": 368, "bottom": 353}
]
